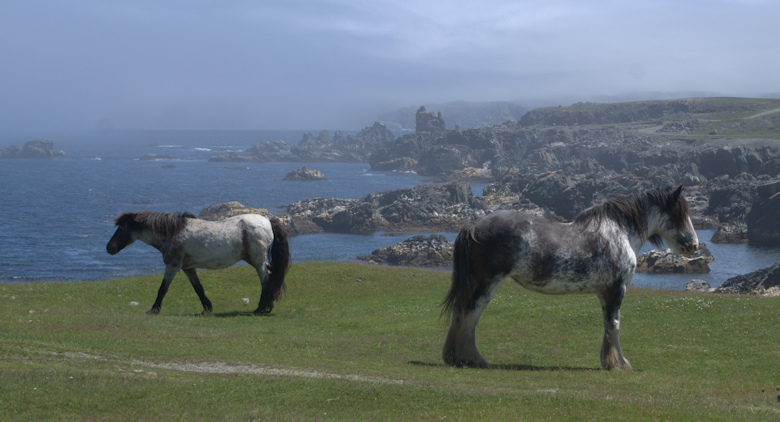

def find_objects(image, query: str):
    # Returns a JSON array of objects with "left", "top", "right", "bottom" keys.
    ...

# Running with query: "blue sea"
[{"left": 1, "top": 130, "right": 778, "bottom": 290}]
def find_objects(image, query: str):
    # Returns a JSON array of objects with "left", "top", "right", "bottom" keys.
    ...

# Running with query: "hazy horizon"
[{"left": 3, "top": 1, "right": 779, "bottom": 140}]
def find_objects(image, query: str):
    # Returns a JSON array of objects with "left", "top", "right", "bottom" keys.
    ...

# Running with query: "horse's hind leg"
[
  {"left": 183, "top": 269, "right": 213, "bottom": 316},
  {"left": 442, "top": 279, "right": 502, "bottom": 368},
  {"left": 252, "top": 263, "right": 273, "bottom": 316},
  {"left": 598, "top": 282, "right": 632, "bottom": 370}
]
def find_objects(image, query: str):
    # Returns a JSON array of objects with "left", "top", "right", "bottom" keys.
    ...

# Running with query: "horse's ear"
[{"left": 673, "top": 185, "right": 683, "bottom": 201}]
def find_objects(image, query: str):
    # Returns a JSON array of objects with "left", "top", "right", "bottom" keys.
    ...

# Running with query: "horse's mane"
[
  {"left": 573, "top": 186, "right": 691, "bottom": 247},
  {"left": 115, "top": 211, "right": 197, "bottom": 239}
]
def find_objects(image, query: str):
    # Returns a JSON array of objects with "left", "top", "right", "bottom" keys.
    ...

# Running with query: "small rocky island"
[
  {"left": 0, "top": 139, "right": 66, "bottom": 158},
  {"left": 283, "top": 166, "right": 327, "bottom": 181}
]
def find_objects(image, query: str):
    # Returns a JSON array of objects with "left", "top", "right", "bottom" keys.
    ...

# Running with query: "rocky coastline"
[{"left": 200, "top": 97, "right": 779, "bottom": 286}]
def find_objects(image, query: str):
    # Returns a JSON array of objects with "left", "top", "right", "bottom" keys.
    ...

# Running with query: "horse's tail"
[
  {"left": 441, "top": 221, "right": 477, "bottom": 319},
  {"left": 267, "top": 216, "right": 291, "bottom": 302}
]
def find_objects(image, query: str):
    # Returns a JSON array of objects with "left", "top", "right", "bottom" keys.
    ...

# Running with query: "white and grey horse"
[
  {"left": 107, "top": 211, "right": 290, "bottom": 316},
  {"left": 442, "top": 186, "right": 698, "bottom": 370}
]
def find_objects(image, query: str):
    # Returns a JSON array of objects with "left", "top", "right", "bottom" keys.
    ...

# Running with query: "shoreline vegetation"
[{"left": 2, "top": 262, "right": 778, "bottom": 420}]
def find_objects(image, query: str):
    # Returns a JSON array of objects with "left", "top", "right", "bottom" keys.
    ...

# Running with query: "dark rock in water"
[
  {"left": 162, "top": 164, "right": 176, "bottom": 169},
  {"left": 635, "top": 243, "right": 714, "bottom": 274},
  {"left": 710, "top": 222, "right": 748, "bottom": 244},
  {"left": 685, "top": 279, "right": 715, "bottom": 292},
  {"left": 283, "top": 166, "right": 327, "bottom": 181},
  {"left": 198, "top": 201, "right": 298, "bottom": 235},
  {"left": 714, "top": 263, "right": 780, "bottom": 297},
  {"left": 357, "top": 234, "right": 453, "bottom": 268},
  {"left": 0, "top": 139, "right": 66, "bottom": 158},
  {"left": 746, "top": 181, "right": 780, "bottom": 246},
  {"left": 140, "top": 153, "right": 176, "bottom": 161}
]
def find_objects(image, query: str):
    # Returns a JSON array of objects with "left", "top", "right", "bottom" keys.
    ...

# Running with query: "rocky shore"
[
  {"left": 687, "top": 263, "right": 780, "bottom": 297},
  {"left": 357, "top": 234, "right": 454, "bottom": 268},
  {"left": 199, "top": 98, "right": 780, "bottom": 284}
]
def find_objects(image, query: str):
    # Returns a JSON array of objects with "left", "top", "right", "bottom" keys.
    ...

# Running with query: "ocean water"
[{"left": 1, "top": 130, "right": 778, "bottom": 290}]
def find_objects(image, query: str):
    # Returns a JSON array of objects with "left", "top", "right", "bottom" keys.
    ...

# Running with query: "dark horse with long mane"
[
  {"left": 442, "top": 186, "right": 698, "bottom": 370},
  {"left": 107, "top": 211, "right": 290, "bottom": 316}
]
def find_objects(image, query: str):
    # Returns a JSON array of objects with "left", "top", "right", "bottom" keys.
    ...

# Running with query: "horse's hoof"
[
  {"left": 146, "top": 308, "right": 160, "bottom": 315},
  {"left": 199, "top": 309, "right": 212, "bottom": 317},
  {"left": 446, "top": 356, "right": 489, "bottom": 369},
  {"left": 602, "top": 359, "right": 633, "bottom": 371},
  {"left": 253, "top": 303, "right": 274, "bottom": 316},
  {"left": 461, "top": 359, "right": 489, "bottom": 369}
]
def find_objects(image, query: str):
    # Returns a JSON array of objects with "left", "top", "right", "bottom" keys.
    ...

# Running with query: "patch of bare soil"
[{"left": 26, "top": 348, "right": 405, "bottom": 385}]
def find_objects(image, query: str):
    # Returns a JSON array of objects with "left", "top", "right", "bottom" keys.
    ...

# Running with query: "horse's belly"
[
  {"left": 509, "top": 264, "right": 611, "bottom": 295},
  {"left": 182, "top": 240, "right": 244, "bottom": 270}
]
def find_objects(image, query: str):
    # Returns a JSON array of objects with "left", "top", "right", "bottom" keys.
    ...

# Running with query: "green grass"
[{"left": 2, "top": 262, "right": 779, "bottom": 420}]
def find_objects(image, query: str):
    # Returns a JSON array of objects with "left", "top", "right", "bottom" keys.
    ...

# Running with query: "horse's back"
[
  {"left": 179, "top": 214, "right": 273, "bottom": 269},
  {"left": 469, "top": 210, "right": 631, "bottom": 294},
  {"left": 466, "top": 211, "right": 549, "bottom": 280}
]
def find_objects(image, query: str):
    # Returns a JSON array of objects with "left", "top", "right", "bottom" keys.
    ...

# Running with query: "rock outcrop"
[
  {"left": 635, "top": 244, "right": 714, "bottom": 274},
  {"left": 198, "top": 201, "right": 298, "bottom": 235},
  {"left": 287, "top": 181, "right": 485, "bottom": 234},
  {"left": 0, "top": 139, "right": 66, "bottom": 158},
  {"left": 416, "top": 106, "right": 447, "bottom": 133},
  {"left": 710, "top": 222, "right": 748, "bottom": 244},
  {"left": 356, "top": 234, "right": 454, "bottom": 268},
  {"left": 745, "top": 181, "right": 780, "bottom": 246},
  {"left": 685, "top": 279, "right": 715, "bottom": 293},
  {"left": 714, "top": 263, "right": 780, "bottom": 297}
]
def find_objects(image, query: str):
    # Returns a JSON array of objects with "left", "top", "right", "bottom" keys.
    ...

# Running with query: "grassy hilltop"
[
  {"left": 2, "top": 262, "right": 778, "bottom": 420},
  {"left": 519, "top": 97, "right": 780, "bottom": 141}
]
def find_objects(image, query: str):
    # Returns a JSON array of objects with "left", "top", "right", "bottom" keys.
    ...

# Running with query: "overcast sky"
[{"left": 2, "top": 0, "right": 778, "bottom": 137}]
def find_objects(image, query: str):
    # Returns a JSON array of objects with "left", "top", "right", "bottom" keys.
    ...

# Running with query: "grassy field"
[{"left": 2, "top": 262, "right": 778, "bottom": 420}]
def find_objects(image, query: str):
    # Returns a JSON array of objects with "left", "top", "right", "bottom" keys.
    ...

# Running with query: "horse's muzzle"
[
  {"left": 679, "top": 241, "right": 698, "bottom": 255},
  {"left": 106, "top": 243, "right": 119, "bottom": 255}
]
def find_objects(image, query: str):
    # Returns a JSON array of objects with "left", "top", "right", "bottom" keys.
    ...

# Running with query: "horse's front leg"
[
  {"left": 598, "top": 282, "right": 632, "bottom": 370},
  {"left": 148, "top": 265, "right": 180, "bottom": 315},
  {"left": 183, "top": 268, "right": 213, "bottom": 316}
]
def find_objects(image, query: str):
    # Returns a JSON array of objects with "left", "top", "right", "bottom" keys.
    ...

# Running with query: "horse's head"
[
  {"left": 653, "top": 185, "right": 698, "bottom": 255},
  {"left": 106, "top": 212, "right": 141, "bottom": 255}
]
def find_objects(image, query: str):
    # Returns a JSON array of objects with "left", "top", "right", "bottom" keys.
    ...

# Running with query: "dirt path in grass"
[
  {"left": 30, "top": 348, "right": 405, "bottom": 385},
  {"left": 746, "top": 108, "right": 780, "bottom": 119}
]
